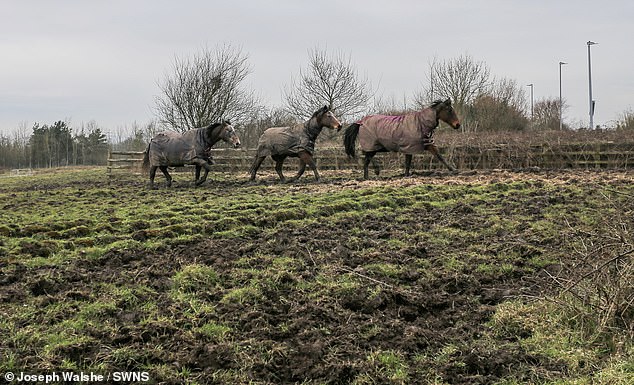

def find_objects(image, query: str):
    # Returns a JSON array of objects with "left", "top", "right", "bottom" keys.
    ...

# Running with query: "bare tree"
[
  {"left": 470, "top": 77, "right": 529, "bottom": 131},
  {"left": 416, "top": 54, "right": 491, "bottom": 111},
  {"left": 154, "top": 44, "right": 258, "bottom": 132},
  {"left": 284, "top": 48, "right": 373, "bottom": 121},
  {"left": 616, "top": 109, "right": 634, "bottom": 130},
  {"left": 533, "top": 98, "right": 568, "bottom": 130}
]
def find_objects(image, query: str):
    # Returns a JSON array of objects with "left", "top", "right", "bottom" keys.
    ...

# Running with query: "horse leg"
[
  {"left": 404, "top": 154, "right": 413, "bottom": 176},
  {"left": 195, "top": 165, "right": 202, "bottom": 183},
  {"left": 290, "top": 159, "right": 307, "bottom": 181},
  {"left": 371, "top": 158, "right": 380, "bottom": 176},
  {"left": 149, "top": 166, "right": 158, "bottom": 188},
  {"left": 363, "top": 152, "right": 377, "bottom": 179},
  {"left": 159, "top": 166, "right": 172, "bottom": 187},
  {"left": 272, "top": 155, "right": 286, "bottom": 182},
  {"left": 298, "top": 151, "right": 319, "bottom": 181},
  {"left": 192, "top": 160, "right": 211, "bottom": 186},
  {"left": 425, "top": 144, "right": 455, "bottom": 171},
  {"left": 196, "top": 165, "right": 212, "bottom": 186},
  {"left": 249, "top": 156, "right": 266, "bottom": 181}
]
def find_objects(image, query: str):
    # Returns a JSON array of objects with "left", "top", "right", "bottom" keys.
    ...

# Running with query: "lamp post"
[
  {"left": 587, "top": 41, "right": 597, "bottom": 129},
  {"left": 559, "top": 61, "right": 567, "bottom": 130},
  {"left": 526, "top": 83, "right": 534, "bottom": 121}
]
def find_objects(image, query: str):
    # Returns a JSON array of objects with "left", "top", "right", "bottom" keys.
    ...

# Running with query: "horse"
[
  {"left": 344, "top": 99, "right": 461, "bottom": 179},
  {"left": 142, "top": 121, "right": 240, "bottom": 187},
  {"left": 249, "top": 105, "right": 342, "bottom": 182}
]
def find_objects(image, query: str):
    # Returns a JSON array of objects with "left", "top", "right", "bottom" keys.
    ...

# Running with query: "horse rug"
[
  {"left": 256, "top": 125, "right": 315, "bottom": 157},
  {"left": 148, "top": 129, "right": 208, "bottom": 167},
  {"left": 358, "top": 108, "right": 437, "bottom": 154}
]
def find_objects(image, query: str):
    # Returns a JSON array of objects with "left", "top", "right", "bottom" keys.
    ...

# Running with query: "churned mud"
[{"left": 1, "top": 168, "right": 632, "bottom": 383}]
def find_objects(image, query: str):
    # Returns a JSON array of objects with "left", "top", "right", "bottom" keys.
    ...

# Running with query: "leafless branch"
[
  {"left": 284, "top": 47, "right": 373, "bottom": 121},
  {"left": 154, "top": 44, "right": 259, "bottom": 132}
]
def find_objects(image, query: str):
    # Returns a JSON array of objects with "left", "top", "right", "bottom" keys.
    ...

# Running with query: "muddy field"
[{"left": 1, "top": 168, "right": 633, "bottom": 384}]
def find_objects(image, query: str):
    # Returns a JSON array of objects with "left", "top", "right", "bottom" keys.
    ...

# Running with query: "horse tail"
[
  {"left": 142, "top": 143, "right": 151, "bottom": 173},
  {"left": 344, "top": 123, "right": 360, "bottom": 158}
]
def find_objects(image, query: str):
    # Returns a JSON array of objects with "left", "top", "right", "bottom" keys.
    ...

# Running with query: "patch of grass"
[
  {"left": 490, "top": 300, "right": 608, "bottom": 377},
  {"left": 365, "top": 263, "right": 402, "bottom": 278},
  {"left": 172, "top": 264, "right": 219, "bottom": 293},
  {"left": 196, "top": 321, "right": 231, "bottom": 342},
  {"left": 364, "top": 349, "right": 410, "bottom": 383},
  {"left": 221, "top": 286, "right": 262, "bottom": 305}
]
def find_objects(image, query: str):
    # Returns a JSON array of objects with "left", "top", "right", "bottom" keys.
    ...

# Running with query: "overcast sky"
[{"left": 1, "top": 0, "right": 632, "bottom": 137}]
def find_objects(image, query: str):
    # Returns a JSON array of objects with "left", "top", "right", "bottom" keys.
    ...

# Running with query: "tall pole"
[
  {"left": 527, "top": 83, "right": 534, "bottom": 120},
  {"left": 587, "top": 41, "right": 597, "bottom": 129},
  {"left": 559, "top": 61, "right": 567, "bottom": 130}
]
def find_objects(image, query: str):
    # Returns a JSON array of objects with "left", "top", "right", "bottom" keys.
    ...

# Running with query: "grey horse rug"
[
  {"left": 147, "top": 128, "right": 210, "bottom": 167},
  {"left": 256, "top": 125, "right": 317, "bottom": 157},
  {"left": 357, "top": 108, "right": 438, "bottom": 154}
]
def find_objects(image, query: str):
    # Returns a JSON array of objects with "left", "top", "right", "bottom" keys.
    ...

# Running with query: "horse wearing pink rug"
[{"left": 344, "top": 99, "right": 461, "bottom": 178}]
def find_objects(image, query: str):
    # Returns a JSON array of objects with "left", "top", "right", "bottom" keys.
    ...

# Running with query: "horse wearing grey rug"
[
  {"left": 143, "top": 121, "right": 240, "bottom": 187},
  {"left": 250, "top": 106, "right": 342, "bottom": 182}
]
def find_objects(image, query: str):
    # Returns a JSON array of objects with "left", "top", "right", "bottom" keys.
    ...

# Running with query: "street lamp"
[
  {"left": 559, "top": 61, "right": 567, "bottom": 130},
  {"left": 526, "top": 83, "right": 534, "bottom": 120},
  {"left": 587, "top": 41, "right": 597, "bottom": 129}
]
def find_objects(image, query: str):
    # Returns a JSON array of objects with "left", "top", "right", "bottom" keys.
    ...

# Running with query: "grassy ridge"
[{"left": 1, "top": 169, "right": 633, "bottom": 384}]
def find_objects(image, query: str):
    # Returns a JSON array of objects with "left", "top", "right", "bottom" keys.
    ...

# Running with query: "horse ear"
[{"left": 444, "top": 98, "right": 452, "bottom": 106}]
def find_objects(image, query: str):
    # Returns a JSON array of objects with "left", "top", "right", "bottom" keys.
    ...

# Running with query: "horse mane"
[
  {"left": 311, "top": 105, "right": 329, "bottom": 118},
  {"left": 429, "top": 100, "right": 444, "bottom": 108},
  {"left": 205, "top": 120, "right": 231, "bottom": 132}
]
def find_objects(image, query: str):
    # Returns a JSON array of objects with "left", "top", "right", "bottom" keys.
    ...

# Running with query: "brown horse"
[
  {"left": 250, "top": 105, "right": 342, "bottom": 182},
  {"left": 143, "top": 121, "right": 240, "bottom": 187},
  {"left": 344, "top": 99, "right": 461, "bottom": 178}
]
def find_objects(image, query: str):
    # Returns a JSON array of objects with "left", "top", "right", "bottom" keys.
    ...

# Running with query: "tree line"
[
  {"left": 2, "top": 45, "right": 633, "bottom": 170},
  {"left": 0, "top": 121, "right": 108, "bottom": 169}
]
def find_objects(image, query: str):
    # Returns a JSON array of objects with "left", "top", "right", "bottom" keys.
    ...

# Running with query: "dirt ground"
[{"left": 1, "top": 168, "right": 633, "bottom": 384}]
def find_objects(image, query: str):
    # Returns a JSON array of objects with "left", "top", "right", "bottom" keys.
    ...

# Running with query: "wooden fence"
[
  {"left": 107, "top": 142, "right": 634, "bottom": 178},
  {"left": 206, "top": 142, "right": 634, "bottom": 172},
  {"left": 107, "top": 150, "right": 145, "bottom": 179}
]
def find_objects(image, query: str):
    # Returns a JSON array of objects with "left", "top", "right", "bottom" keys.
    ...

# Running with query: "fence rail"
[
  {"left": 107, "top": 142, "right": 634, "bottom": 178},
  {"left": 107, "top": 151, "right": 145, "bottom": 179}
]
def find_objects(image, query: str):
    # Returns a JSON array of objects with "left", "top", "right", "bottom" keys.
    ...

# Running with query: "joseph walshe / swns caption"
[{"left": 3, "top": 371, "right": 150, "bottom": 383}]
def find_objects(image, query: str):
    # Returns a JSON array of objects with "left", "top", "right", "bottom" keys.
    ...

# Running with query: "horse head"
[
  {"left": 219, "top": 121, "right": 241, "bottom": 148},
  {"left": 315, "top": 105, "right": 343, "bottom": 131},
  {"left": 435, "top": 99, "right": 461, "bottom": 130}
]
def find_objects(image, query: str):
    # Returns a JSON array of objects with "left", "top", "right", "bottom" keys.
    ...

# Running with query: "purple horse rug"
[
  {"left": 256, "top": 125, "right": 317, "bottom": 157},
  {"left": 147, "top": 129, "right": 210, "bottom": 167},
  {"left": 357, "top": 108, "right": 437, "bottom": 154}
]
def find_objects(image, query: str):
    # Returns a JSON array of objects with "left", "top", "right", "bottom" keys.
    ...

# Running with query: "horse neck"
[
  {"left": 204, "top": 125, "right": 222, "bottom": 147},
  {"left": 416, "top": 107, "right": 439, "bottom": 130},
  {"left": 304, "top": 117, "right": 323, "bottom": 141}
]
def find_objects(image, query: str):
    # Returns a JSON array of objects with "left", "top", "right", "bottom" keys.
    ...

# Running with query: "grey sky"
[{"left": 1, "top": 0, "right": 632, "bottom": 136}]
